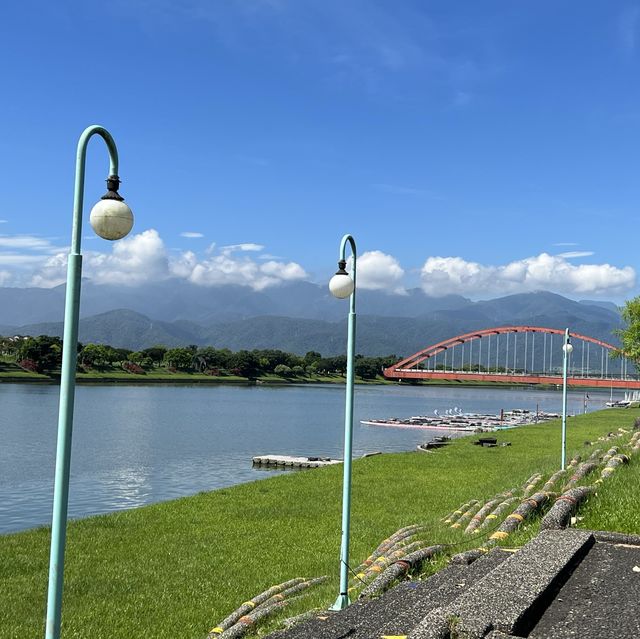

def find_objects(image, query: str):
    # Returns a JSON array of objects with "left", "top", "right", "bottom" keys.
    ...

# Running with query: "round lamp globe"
[
  {"left": 90, "top": 199, "right": 134, "bottom": 241},
  {"left": 563, "top": 342, "right": 574, "bottom": 354},
  {"left": 329, "top": 273, "right": 354, "bottom": 299}
]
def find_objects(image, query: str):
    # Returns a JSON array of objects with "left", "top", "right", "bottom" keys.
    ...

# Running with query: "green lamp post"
[
  {"left": 561, "top": 328, "right": 573, "bottom": 470},
  {"left": 45, "top": 125, "right": 134, "bottom": 639},
  {"left": 328, "top": 234, "right": 357, "bottom": 611}
]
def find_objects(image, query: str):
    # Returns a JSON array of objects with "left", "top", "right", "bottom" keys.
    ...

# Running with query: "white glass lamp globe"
[
  {"left": 90, "top": 199, "right": 134, "bottom": 240},
  {"left": 563, "top": 342, "right": 574, "bottom": 354},
  {"left": 329, "top": 273, "right": 354, "bottom": 299}
]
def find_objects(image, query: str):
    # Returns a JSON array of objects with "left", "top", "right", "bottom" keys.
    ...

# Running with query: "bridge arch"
[{"left": 383, "top": 326, "right": 634, "bottom": 388}]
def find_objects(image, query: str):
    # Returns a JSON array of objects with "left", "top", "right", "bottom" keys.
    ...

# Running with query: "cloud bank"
[
  {"left": 353, "top": 250, "right": 406, "bottom": 294},
  {"left": 420, "top": 253, "right": 635, "bottom": 297},
  {"left": 29, "top": 230, "right": 308, "bottom": 290},
  {"left": 0, "top": 228, "right": 635, "bottom": 299}
]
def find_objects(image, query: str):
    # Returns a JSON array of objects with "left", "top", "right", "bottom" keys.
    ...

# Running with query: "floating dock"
[
  {"left": 362, "top": 409, "right": 560, "bottom": 432},
  {"left": 252, "top": 454, "right": 342, "bottom": 469}
]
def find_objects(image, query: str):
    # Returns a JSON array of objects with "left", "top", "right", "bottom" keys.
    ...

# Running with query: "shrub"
[
  {"left": 18, "top": 359, "right": 39, "bottom": 373},
  {"left": 122, "top": 361, "right": 145, "bottom": 375},
  {"left": 274, "top": 364, "right": 292, "bottom": 377}
]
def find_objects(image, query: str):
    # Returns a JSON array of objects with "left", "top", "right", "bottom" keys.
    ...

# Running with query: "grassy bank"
[
  {"left": 0, "top": 361, "right": 388, "bottom": 386},
  {"left": 0, "top": 367, "right": 562, "bottom": 389},
  {"left": 2, "top": 409, "right": 639, "bottom": 638}
]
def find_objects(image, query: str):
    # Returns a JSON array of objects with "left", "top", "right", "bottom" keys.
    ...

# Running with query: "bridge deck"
[{"left": 386, "top": 369, "right": 640, "bottom": 389}]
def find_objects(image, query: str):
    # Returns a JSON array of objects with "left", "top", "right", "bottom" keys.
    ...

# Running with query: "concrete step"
[
  {"left": 266, "top": 548, "right": 511, "bottom": 639},
  {"left": 529, "top": 540, "right": 640, "bottom": 639},
  {"left": 376, "top": 548, "right": 512, "bottom": 638},
  {"left": 408, "top": 529, "right": 594, "bottom": 639}
]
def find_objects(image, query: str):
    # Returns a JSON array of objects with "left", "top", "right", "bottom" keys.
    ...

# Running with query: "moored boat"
[{"left": 361, "top": 409, "right": 559, "bottom": 432}]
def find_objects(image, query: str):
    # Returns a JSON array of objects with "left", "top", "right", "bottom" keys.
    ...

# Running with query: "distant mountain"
[
  {"left": 472, "top": 291, "right": 618, "bottom": 326},
  {"left": 10, "top": 309, "right": 207, "bottom": 350},
  {"left": 0, "top": 280, "right": 470, "bottom": 325},
  {"left": 579, "top": 300, "right": 621, "bottom": 314},
  {"left": 3, "top": 290, "right": 625, "bottom": 357}
]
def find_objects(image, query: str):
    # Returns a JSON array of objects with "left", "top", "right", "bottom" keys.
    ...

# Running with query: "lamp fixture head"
[
  {"left": 89, "top": 175, "right": 134, "bottom": 240},
  {"left": 329, "top": 259, "right": 354, "bottom": 299},
  {"left": 563, "top": 341, "right": 574, "bottom": 354}
]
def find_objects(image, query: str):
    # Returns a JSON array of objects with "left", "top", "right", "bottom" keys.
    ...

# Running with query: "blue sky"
[{"left": 1, "top": 1, "right": 640, "bottom": 300}]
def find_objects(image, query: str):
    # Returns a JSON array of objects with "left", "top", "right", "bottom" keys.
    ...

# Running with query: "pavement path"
[{"left": 267, "top": 529, "right": 640, "bottom": 639}]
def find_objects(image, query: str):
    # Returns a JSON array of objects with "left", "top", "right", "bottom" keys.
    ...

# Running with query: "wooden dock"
[{"left": 252, "top": 454, "right": 342, "bottom": 469}]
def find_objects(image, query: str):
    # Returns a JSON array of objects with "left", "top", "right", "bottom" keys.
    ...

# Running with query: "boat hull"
[{"left": 360, "top": 420, "right": 479, "bottom": 432}]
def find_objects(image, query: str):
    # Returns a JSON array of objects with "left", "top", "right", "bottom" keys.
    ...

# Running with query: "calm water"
[{"left": 0, "top": 382, "right": 614, "bottom": 534}]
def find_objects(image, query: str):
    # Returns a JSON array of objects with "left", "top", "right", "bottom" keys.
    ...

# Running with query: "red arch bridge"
[{"left": 383, "top": 326, "right": 640, "bottom": 389}]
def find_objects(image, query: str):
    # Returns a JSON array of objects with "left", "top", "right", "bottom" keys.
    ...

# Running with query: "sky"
[{"left": 1, "top": 1, "right": 640, "bottom": 301}]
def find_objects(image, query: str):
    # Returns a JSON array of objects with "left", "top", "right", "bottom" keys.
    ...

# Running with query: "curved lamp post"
[
  {"left": 45, "top": 126, "right": 134, "bottom": 639},
  {"left": 328, "top": 234, "right": 356, "bottom": 611},
  {"left": 561, "top": 328, "right": 573, "bottom": 470}
]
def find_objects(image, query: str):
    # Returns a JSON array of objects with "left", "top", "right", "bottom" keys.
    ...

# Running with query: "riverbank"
[
  {"left": 0, "top": 367, "right": 568, "bottom": 389},
  {"left": 2, "top": 407, "right": 639, "bottom": 638},
  {"left": 0, "top": 361, "right": 387, "bottom": 385}
]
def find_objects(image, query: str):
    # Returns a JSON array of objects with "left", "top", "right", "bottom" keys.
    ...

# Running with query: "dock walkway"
[{"left": 252, "top": 454, "right": 341, "bottom": 469}]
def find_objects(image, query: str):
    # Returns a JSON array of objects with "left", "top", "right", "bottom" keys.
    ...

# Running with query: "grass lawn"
[
  {"left": 0, "top": 360, "right": 49, "bottom": 380},
  {"left": 576, "top": 451, "right": 640, "bottom": 534},
  {"left": 0, "top": 365, "right": 380, "bottom": 385},
  {"left": 1, "top": 408, "right": 639, "bottom": 639}
]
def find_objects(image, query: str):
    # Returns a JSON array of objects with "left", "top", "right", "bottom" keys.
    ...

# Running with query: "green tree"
[
  {"left": 228, "top": 350, "right": 259, "bottom": 378},
  {"left": 141, "top": 346, "right": 167, "bottom": 366},
  {"left": 129, "top": 351, "right": 154, "bottom": 370},
  {"left": 274, "top": 364, "right": 292, "bottom": 377},
  {"left": 163, "top": 347, "right": 195, "bottom": 371},
  {"left": 354, "top": 358, "right": 379, "bottom": 379},
  {"left": 16, "top": 335, "right": 62, "bottom": 373},
  {"left": 316, "top": 355, "right": 347, "bottom": 375},
  {"left": 303, "top": 351, "right": 322, "bottom": 366},
  {"left": 614, "top": 297, "right": 640, "bottom": 363},
  {"left": 79, "top": 343, "right": 110, "bottom": 369},
  {"left": 195, "top": 347, "right": 231, "bottom": 371},
  {"left": 112, "top": 348, "right": 133, "bottom": 363}
]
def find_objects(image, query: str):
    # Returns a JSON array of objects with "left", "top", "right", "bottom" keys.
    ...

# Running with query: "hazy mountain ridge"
[
  {"left": 0, "top": 281, "right": 472, "bottom": 325},
  {"left": 1, "top": 289, "right": 624, "bottom": 357}
]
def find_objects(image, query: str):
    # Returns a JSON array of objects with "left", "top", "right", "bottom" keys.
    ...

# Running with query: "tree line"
[{"left": 0, "top": 335, "right": 399, "bottom": 380}]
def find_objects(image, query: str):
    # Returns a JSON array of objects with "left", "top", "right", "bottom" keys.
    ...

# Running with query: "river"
[{"left": 0, "top": 382, "right": 615, "bottom": 534}]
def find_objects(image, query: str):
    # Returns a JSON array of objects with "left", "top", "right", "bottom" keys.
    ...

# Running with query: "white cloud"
[
  {"left": 0, "top": 270, "right": 11, "bottom": 285},
  {"left": 29, "top": 253, "right": 68, "bottom": 288},
  {"left": 0, "top": 235, "right": 60, "bottom": 252},
  {"left": 221, "top": 243, "right": 265, "bottom": 253},
  {"left": 187, "top": 253, "right": 306, "bottom": 290},
  {"left": 0, "top": 219, "right": 7, "bottom": 224},
  {"left": 558, "top": 251, "right": 594, "bottom": 259},
  {"left": 553, "top": 242, "right": 578, "bottom": 247},
  {"left": 351, "top": 250, "right": 406, "bottom": 294},
  {"left": 27, "top": 229, "right": 306, "bottom": 291},
  {"left": 90, "top": 229, "right": 171, "bottom": 285},
  {"left": 420, "top": 253, "right": 635, "bottom": 297},
  {"left": 31, "top": 229, "right": 170, "bottom": 288},
  {"left": 0, "top": 254, "right": 54, "bottom": 266},
  {"left": 180, "top": 231, "right": 204, "bottom": 238}
]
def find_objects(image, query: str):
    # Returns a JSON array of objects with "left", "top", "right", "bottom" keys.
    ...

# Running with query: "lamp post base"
[{"left": 330, "top": 593, "right": 351, "bottom": 611}]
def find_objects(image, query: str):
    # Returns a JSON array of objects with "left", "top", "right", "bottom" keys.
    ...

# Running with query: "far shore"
[{"left": 0, "top": 371, "right": 577, "bottom": 390}]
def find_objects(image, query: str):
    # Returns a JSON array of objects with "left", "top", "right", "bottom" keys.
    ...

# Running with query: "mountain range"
[{"left": 0, "top": 281, "right": 624, "bottom": 357}]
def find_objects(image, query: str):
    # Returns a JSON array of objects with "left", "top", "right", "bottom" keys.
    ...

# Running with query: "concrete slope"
[{"left": 269, "top": 529, "right": 640, "bottom": 639}]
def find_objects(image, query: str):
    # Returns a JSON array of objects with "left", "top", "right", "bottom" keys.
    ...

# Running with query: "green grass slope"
[{"left": 1, "top": 409, "right": 639, "bottom": 638}]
